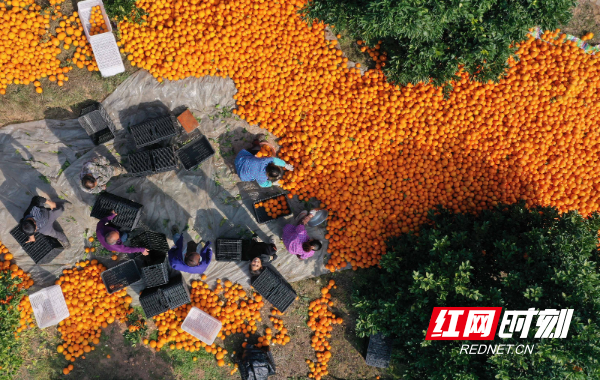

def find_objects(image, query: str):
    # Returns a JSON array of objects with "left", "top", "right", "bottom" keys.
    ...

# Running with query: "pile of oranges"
[
  {"left": 255, "top": 195, "right": 291, "bottom": 220},
  {"left": 266, "top": 308, "right": 291, "bottom": 345},
  {"left": 255, "top": 144, "right": 275, "bottom": 158},
  {"left": 0, "top": 241, "right": 34, "bottom": 305},
  {"left": 117, "top": 0, "right": 600, "bottom": 271},
  {"left": 88, "top": 6, "right": 107, "bottom": 36},
  {"left": 146, "top": 276, "right": 265, "bottom": 369},
  {"left": 306, "top": 280, "right": 341, "bottom": 380},
  {"left": 54, "top": 260, "right": 133, "bottom": 375}
]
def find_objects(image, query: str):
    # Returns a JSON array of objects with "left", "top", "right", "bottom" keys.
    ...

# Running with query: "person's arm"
[
  {"left": 111, "top": 244, "right": 147, "bottom": 254},
  {"left": 258, "top": 180, "right": 273, "bottom": 188},
  {"left": 272, "top": 157, "right": 286, "bottom": 167},
  {"left": 98, "top": 212, "right": 117, "bottom": 225},
  {"left": 168, "top": 237, "right": 186, "bottom": 271},
  {"left": 200, "top": 242, "right": 212, "bottom": 266}
]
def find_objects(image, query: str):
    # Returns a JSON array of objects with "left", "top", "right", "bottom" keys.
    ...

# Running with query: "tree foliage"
[
  {"left": 353, "top": 202, "right": 600, "bottom": 379},
  {"left": 303, "top": 0, "right": 576, "bottom": 86},
  {"left": 0, "top": 272, "right": 27, "bottom": 380}
]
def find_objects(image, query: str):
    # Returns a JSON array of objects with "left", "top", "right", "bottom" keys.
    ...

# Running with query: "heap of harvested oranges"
[
  {"left": 54, "top": 260, "right": 133, "bottom": 375},
  {"left": 306, "top": 280, "right": 342, "bottom": 380},
  {"left": 88, "top": 6, "right": 108, "bottom": 36},
  {"left": 255, "top": 144, "right": 275, "bottom": 158},
  {"left": 254, "top": 195, "right": 290, "bottom": 220}
]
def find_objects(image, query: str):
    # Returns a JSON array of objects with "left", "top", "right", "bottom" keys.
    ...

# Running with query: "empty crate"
[
  {"left": 29, "top": 285, "right": 70, "bottom": 328},
  {"left": 78, "top": 104, "right": 116, "bottom": 145},
  {"left": 365, "top": 333, "right": 393, "bottom": 368},
  {"left": 101, "top": 259, "right": 142, "bottom": 294},
  {"left": 139, "top": 287, "right": 169, "bottom": 318},
  {"left": 140, "top": 253, "right": 169, "bottom": 288},
  {"left": 10, "top": 226, "right": 64, "bottom": 264},
  {"left": 162, "top": 276, "right": 191, "bottom": 309},
  {"left": 216, "top": 239, "right": 242, "bottom": 261},
  {"left": 176, "top": 135, "right": 215, "bottom": 170},
  {"left": 181, "top": 307, "right": 222, "bottom": 345},
  {"left": 127, "top": 150, "right": 153, "bottom": 176},
  {"left": 252, "top": 194, "right": 291, "bottom": 224},
  {"left": 251, "top": 267, "right": 296, "bottom": 312},
  {"left": 130, "top": 115, "right": 178, "bottom": 148},
  {"left": 129, "top": 231, "right": 170, "bottom": 252},
  {"left": 90, "top": 192, "right": 143, "bottom": 231}
]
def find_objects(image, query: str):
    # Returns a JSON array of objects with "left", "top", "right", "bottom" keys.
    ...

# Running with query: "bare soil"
[{"left": 562, "top": 0, "right": 600, "bottom": 45}]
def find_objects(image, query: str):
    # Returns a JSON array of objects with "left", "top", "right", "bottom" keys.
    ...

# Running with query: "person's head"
[
  {"left": 19, "top": 218, "right": 36, "bottom": 236},
  {"left": 266, "top": 163, "right": 283, "bottom": 181},
  {"left": 302, "top": 239, "right": 322, "bottom": 253},
  {"left": 185, "top": 252, "right": 201, "bottom": 267},
  {"left": 81, "top": 174, "right": 97, "bottom": 190},
  {"left": 105, "top": 230, "right": 121, "bottom": 245},
  {"left": 249, "top": 257, "right": 264, "bottom": 276}
]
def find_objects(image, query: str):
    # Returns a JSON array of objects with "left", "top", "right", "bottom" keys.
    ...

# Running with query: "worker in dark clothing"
[
  {"left": 245, "top": 234, "right": 277, "bottom": 278},
  {"left": 19, "top": 196, "right": 70, "bottom": 248}
]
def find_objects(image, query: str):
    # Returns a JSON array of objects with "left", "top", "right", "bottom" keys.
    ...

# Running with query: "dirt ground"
[
  {"left": 562, "top": 0, "right": 600, "bottom": 45},
  {"left": 15, "top": 270, "right": 399, "bottom": 380}
]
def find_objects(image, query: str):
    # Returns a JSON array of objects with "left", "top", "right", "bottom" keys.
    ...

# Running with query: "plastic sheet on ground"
[{"left": 0, "top": 70, "right": 330, "bottom": 304}]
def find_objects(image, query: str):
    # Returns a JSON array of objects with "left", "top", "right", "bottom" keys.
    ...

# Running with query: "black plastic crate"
[
  {"left": 129, "top": 231, "right": 170, "bottom": 252},
  {"left": 216, "top": 239, "right": 243, "bottom": 262},
  {"left": 90, "top": 192, "right": 143, "bottom": 231},
  {"left": 252, "top": 194, "right": 291, "bottom": 224},
  {"left": 251, "top": 267, "right": 296, "bottom": 312},
  {"left": 130, "top": 115, "right": 178, "bottom": 148},
  {"left": 127, "top": 151, "right": 153, "bottom": 177},
  {"left": 78, "top": 105, "right": 116, "bottom": 146},
  {"left": 176, "top": 135, "right": 215, "bottom": 170},
  {"left": 151, "top": 146, "right": 178, "bottom": 173},
  {"left": 139, "top": 287, "right": 169, "bottom": 318},
  {"left": 140, "top": 253, "right": 169, "bottom": 288},
  {"left": 162, "top": 276, "right": 190, "bottom": 309},
  {"left": 10, "top": 226, "right": 64, "bottom": 264},
  {"left": 101, "top": 259, "right": 142, "bottom": 294},
  {"left": 365, "top": 333, "right": 393, "bottom": 368}
]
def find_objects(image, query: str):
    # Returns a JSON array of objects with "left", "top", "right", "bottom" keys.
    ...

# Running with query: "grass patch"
[{"left": 159, "top": 347, "right": 228, "bottom": 380}]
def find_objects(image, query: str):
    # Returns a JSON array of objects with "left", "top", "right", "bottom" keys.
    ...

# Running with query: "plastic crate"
[
  {"left": 131, "top": 115, "right": 178, "bottom": 148},
  {"left": 162, "top": 276, "right": 191, "bottom": 309},
  {"left": 127, "top": 150, "right": 154, "bottom": 176},
  {"left": 129, "top": 231, "right": 170, "bottom": 252},
  {"left": 181, "top": 307, "right": 222, "bottom": 345},
  {"left": 151, "top": 146, "right": 178, "bottom": 173},
  {"left": 140, "top": 253, "right": 169, "bottom": 288},
  {"left": 78, "top": 104, "right": 116, "bottom": 145},
  {"left": 77, "top": 0, "right": 124, "bottom": 78},
  {"left": 139, "top": 287, "right": 169, "bottom": 318},
  {"left": 216, "top": 239, "right": 243, "bottom": 262},
  {"left": 90, "top": 192, "right": 143, "bottom": 231},
  {"left": 365, "top": 333, "right": 393, "bottom": 368},
  {"left": 29, "top": 285, "right": 70, "bottom": 329},
  {"left": 101, "top": 259, "right": 142, "bottom": 294},
  {"left": 10, "top": 226, "right": 64, "bottom": 264},
  {"left": 176, "top": 135, "right": 215, "bottom": 170},
  {"left": 252, "top": 193, "right": 291, "bottom": 224},
  {"left": 251, "top": 267, "right": 296, "bottom": 312}
]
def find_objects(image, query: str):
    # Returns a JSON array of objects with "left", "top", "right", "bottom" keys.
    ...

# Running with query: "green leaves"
[
  {"left": 352, "top": 202, "right": 600, "bottom": 379},
  {"left": 303, "top": 0, "right": 575, "bottom": 87}
]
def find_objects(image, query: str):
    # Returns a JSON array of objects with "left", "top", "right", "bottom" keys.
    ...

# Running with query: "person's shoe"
[
  {"left": 271, "top": 254, "right": 278, "bottom": 261},
  {"left": 171, "top": 225, "right": 179, "bottom": 236},
  {"left": 251, "top": 233, "right": 259, "bottom": 242}
]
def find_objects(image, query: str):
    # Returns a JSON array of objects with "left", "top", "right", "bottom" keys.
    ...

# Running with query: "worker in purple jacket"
[
  {"left": 168, "top": 226, "right": 212, "bottom": 274},
  {"left": 96, "top": 211, "right": 149, "bottom": 255}
]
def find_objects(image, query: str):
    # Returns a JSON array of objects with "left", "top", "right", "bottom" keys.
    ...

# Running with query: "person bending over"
[
  {"left": 168, "top": 226, "right": 212, "bottom": 274},
  {"left": 80, "top": 156, "right": 125, "bottom": 194},
  {"left": 282, "top": 210, "right": 322, "bottom": 260},
  {"left": 96, "top": 211, "right": 148, "bottom": 255},
  {"left": 234, "top": 134, "right": 293, "bottom": 188},
  {"left": 19, "top": 195, "right": 70, "bottom": 248},
  {"left": 245, "top": 234, "right": 278, "bottom": 278}
]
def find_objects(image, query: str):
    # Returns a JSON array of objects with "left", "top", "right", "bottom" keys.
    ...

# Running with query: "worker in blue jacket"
[
  {"left": 168, "top": 226, "right": 212, "bottom": 275},
  {"left": 234, "top": 134, "right": 294, "bottom": 187}
]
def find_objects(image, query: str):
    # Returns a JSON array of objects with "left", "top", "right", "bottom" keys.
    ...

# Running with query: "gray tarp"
[{"left": 0, "top": 70, "right": 329, "bottom": 302}]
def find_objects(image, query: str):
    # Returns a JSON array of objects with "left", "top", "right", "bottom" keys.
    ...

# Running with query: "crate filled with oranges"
[
  {"left": 254, "top": 143, "right": 276, "bottom": 158},
  {"left": 89, "top": 6, "right": 108, "bottom": 36},
  {"left": 253, "top": 194, "right": 291, "bottom": 223}
]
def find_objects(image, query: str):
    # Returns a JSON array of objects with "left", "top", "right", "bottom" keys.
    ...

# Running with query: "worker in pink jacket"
[{"left": 282, "top": 210, "right": 322, "bottom": 260}]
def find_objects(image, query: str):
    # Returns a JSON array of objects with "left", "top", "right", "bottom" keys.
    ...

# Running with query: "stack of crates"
[
  {"left": 139, "top": 276, "right": 190, "bottom": 318},
  {"left": 90, "top": 192, "right": 144, "bottom": 231},
  {"left": 130, "top": 115, "right": 179, "bottom": 148},
  {"left": 365, "top": 333, "right": 393, "bottom": 368},
  {"left": 78, "top": 104, "right": 117, "bottom": 145},
  {"left": 215, "top": 238, "right": 243, "bottom": 261},
  {"left": 10, "top": 226, "right": 64, "bottom": 264},
  {"left": 251, "top": 267, "right": 297, "bottom": 312},
  {"left": 129, "top": 231, "right": 170, "bottom": 287},
  {"left": 176, "top": 135, "right": 215, "bottom": 170}
]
